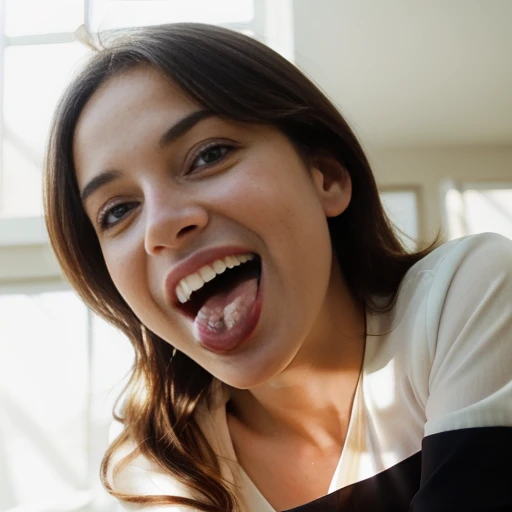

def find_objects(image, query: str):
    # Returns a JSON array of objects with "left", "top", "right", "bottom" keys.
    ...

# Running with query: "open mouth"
[{"left": 177, "top": 255, "right": 262, "bottom": 322}]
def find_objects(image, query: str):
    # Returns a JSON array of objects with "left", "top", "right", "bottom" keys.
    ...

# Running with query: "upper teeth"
[{"left": 176, "top": 253, "right": 255, "bottom": 304}]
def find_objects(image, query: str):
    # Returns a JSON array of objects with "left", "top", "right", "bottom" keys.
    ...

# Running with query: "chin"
[{"left": 212, "top": 353, "right": 292, "bottom": 391}]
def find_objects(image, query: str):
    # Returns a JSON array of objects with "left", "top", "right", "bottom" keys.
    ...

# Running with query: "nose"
[{"left": 143, "top": 187, "right": 209, "bottom": 255}]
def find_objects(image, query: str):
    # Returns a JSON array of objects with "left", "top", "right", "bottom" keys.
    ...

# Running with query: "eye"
[
  {"left": 191, "top": 144, "right": 232, "bottom": 171},
  {"left": 98, "top": 201, "right": 138, "bottom": 230}
]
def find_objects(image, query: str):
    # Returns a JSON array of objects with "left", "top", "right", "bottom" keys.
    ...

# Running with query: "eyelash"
[
  {"left": 98, "top": 201, "right": 138, "bottom": 231},
  {"left": 189, "top": 142, "right": 233, "bottom": 172},
  {"left": 97, "top": 142, "right": 234, "bottom": 231}
]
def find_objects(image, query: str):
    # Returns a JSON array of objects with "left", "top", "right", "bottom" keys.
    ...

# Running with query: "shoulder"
[
  {"left": 407, "top": 231, "right": 512, "bottom": 283},
  {"left": 368, "top": 233, "right": 512, "bottom": 345},
  {"left": 412, "top": 232, "right": 512, "bottom": 356},
  {"left": 412, "top": 233, "right": 512, "bottom": 434},
  {"left": 367, "top": 233, "right": 512, "bottom": 432},
  {"left": 387, "top": 232, "right": 512, "bottom": 338}
]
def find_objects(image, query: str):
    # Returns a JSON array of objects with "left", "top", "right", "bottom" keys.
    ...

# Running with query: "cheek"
[
  {"left": 100, "top": 238, "right": 192, "bottom": 351},
  {"left": 227, "top": 158, "right": 332, "bottom": 276},
  {"left": 101, "top": 239, "right": 151, "bottom": 314},
  {"left": 217, "top": 155, "right": 325, "bottom": 233},
  {"left": 226, "top": 156, "right": 334, "bottom": 313}
]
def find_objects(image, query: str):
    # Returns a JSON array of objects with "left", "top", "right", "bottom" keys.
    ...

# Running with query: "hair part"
[{"left": 44, "top": 23, "right": 437, "bottom": 511}]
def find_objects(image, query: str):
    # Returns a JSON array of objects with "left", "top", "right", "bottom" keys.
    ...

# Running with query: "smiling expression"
[{"left": 73, "top": 65, "right": 352, "bottom": 389}]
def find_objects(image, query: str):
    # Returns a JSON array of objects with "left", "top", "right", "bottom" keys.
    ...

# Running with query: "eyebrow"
[
  {"left": 159, "top": 109, "right": 214, "bottom": 148},
  {"left": 80, "top": 169, "right": 121, "bottom": 204},
  {"left": 80, "top": 109, "right": 214, "bottom": 203}
]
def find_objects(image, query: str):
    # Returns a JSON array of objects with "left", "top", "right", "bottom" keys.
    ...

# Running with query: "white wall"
[{"left": 291, "top": 0, "right": 512, "bottom": 146}]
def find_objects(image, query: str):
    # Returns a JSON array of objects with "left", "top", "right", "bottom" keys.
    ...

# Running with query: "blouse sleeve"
[{"left": 412, "top": 233, "right": 512, "bottom": 511}]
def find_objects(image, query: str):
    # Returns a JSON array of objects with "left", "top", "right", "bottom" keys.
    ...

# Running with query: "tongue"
[{"left": 194, "top": 277, "right": 258, "bottom": 335}]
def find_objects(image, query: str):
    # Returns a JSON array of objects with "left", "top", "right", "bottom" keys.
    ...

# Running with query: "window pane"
[
  {"left": 381, "top": 190, "right": 419, "bottom": 251},
  {"left": 2, "top": 42, "right": 89, "bottom": 218},
  {"left": 94, "top": 0, "right": 254, "bottom": 30},
  {"left": 5, "top": 0, "right": 84, "bottom": 37},
  {"left": 0, "top": 289, "right": 133, "bottom": 511},
  {"left": 89, "top": 317, "right": 134, "bottom": 512},
  {"left": 447, "top": 187, "right": 512, "bottom": 240},
  {"left": 464, "top": 189, "right": 512, "bottom": 239},
  {"left": 2, "top": 139, "right": 42, "bottom": 216},
  {"left": 0, "top": 290, "right": 89, "bottom": 508}
]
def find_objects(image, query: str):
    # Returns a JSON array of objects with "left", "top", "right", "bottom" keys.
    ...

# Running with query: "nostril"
[{"left": 177, "top": 225, "right": 197, "bottom": 238}]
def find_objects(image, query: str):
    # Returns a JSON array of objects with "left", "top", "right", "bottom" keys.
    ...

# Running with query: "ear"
[{"left": 310, "top": 154, "right": 351, "bottom": 217}]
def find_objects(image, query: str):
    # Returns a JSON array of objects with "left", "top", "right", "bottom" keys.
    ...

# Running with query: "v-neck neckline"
[{"left": 210, "top": 308, "right": 372, "bottom": 511}]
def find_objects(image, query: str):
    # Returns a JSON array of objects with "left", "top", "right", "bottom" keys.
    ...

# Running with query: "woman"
[{"left": 44, "top": 23, "right": 512, "bottom": 511}]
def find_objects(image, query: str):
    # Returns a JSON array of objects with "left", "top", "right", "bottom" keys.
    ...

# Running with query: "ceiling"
[{"left": 292, "top": 0, "right": 512, "bottom": 147}]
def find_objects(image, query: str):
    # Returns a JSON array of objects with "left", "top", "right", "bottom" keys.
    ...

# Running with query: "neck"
[{"left": 229, "top": 263, "right": 366, "bottom": 448}]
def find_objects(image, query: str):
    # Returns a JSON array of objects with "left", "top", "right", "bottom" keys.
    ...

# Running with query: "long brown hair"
[{"left": 44, "top": 23, "right": 436, "bottom": 511}]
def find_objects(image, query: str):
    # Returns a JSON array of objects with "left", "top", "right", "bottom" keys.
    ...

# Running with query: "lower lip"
[{"left": 193, "top": 266, "right": 264, "bottom": 354}]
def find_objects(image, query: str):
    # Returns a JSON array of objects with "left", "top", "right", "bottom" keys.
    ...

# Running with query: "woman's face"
[{"left": 74, "top": 66, "right": 351, "bottom": 389}]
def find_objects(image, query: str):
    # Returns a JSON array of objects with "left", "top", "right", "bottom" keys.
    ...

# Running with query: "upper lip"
[{"left": 164, "top": 245, "right": 257, "bottom": 306}]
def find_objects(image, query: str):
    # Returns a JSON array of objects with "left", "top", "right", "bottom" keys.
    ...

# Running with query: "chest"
[{"left": 228, "top": 419, "right": 346, "bottom": 511}]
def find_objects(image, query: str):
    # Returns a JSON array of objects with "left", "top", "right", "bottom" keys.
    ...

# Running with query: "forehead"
[
  {"left": 82, "top": 64, "right": 197, "bottom": 120},
  {"left": 73, "top": 65, "right": 199, "bottom": 161}
]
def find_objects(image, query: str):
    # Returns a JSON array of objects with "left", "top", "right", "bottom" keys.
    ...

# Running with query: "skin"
[{"left": 74, "top": 65, "right": 366, "bottom": 509}]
